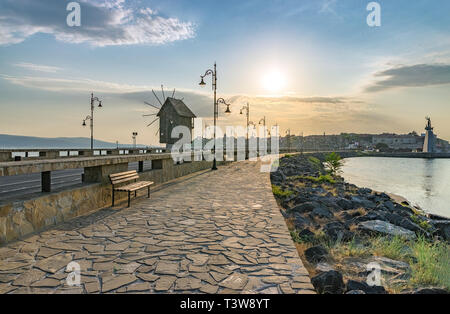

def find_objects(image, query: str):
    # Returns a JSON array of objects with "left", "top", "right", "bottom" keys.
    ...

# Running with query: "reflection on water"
[{"left": 341, "top": 157, "right": 450, "bottom": 218}]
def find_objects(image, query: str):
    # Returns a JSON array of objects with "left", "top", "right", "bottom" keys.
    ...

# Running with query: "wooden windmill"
[{"left": 143, "top": 85, "right": 196, "bottom": 146}]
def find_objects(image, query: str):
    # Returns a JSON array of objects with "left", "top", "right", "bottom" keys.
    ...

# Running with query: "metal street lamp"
[
  {"left": 199, "top": 64, "right": 231, "bottom": 170},
  {"left": 240, "top": 103, "right": 251, "bottom": 159},
  {"left": 82, "top": 93, "right": 103, "bottom": 150},
  {"left": 286, "top": 129, "right": 291, "bottom": 152},
  {"left": 132, "top": 132, "right": 138, "bottom": 149},
  {"left": 258, "top": 116, "right": 267, "bottom": 137}
]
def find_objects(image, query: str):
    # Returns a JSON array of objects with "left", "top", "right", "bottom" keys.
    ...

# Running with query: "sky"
[{"left": 0, "top": 0, "right": 450, "bottom": 146}]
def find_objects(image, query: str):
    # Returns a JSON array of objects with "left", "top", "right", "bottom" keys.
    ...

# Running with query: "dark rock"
[
  {"left": 357, "top": 220, "right": 416, "bottom": 239},
  {"left": 346, "top": 280, "right": 387, "bottom": 294},
  {"left": 394, "top": 204, "right": 415, "bottom": 216},
  {"left": 322, "top": 222, "right": 353, "bottom": 242},
  {"left": 312, "top": 207, "right": 334, "bottom": 219},
  {"left": 410, "top": 288, "right": 448, "bottom": 294},
  {"left": 293, "top": 214, "right": 311, "bottom": 229},
  {"left": 336, "top": 198, "right": 354, "bottom": 210},
  {"left": 346, "top": 290, "right": 366, "bottom": 294},
  {"left": 352, "top": 211, "right": 388, "bottom": 224},
  {"left": 398, "top": 218, "right": 427, "bottom": 235},
  {"left": 311, "top": 270, "right": 345, "bottom": 294},
  {"left": 305, "top": 245, "right": 329, "bottom": 264},
  {"left": 358, "top": 188, "right": 372, "bottom": 195},
  {"left": 383, "top": 201, "right": 395, "bottom": 211},
  {"left": 351, "top": 196, "right": 376, "bottom": 209},
  {"left": 385, "top": 212, "right": 404, "bottom": 226},
  {"left": 433, "top": 220, "right": 450, "bottom": 241},
  {"left": 298, "top": 228, "right": 315, "bottom": 240},
  {"left": 291, "top": 201, "right": 320, "bottom": 213}
]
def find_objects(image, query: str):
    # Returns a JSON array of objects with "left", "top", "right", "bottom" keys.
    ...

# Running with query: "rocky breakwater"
[{"left": 271, "top": 153, "right": 449, "bottom": 294}]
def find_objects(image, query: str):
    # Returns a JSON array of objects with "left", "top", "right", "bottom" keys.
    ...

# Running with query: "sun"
[{"left": 261, "top": 70, "right": 286, "bottom": 93}]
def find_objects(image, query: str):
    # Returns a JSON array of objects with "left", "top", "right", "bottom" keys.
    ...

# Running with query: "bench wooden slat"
[
  {"left": 115, "top": 181, "right": 154, "bottom": 192},
  {"left": 109, "top": 170, "right": 136, "bottom": 179},
  {"left": 110, "top": 174, "right": 140, "bottom": 185}
]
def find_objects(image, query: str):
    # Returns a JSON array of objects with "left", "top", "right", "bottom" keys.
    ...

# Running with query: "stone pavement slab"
[{"left": 0, "top": 161, "right": 314, "bottom": 294}]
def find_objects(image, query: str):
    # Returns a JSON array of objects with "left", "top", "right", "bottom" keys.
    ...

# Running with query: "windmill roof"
[{"left": 157, "top": 97, "right": 196, "bottom": 118}]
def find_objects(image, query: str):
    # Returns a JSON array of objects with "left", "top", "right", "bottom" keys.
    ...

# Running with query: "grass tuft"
[{"left": 272, "top": 185, "right": 293, "bottom": 198}]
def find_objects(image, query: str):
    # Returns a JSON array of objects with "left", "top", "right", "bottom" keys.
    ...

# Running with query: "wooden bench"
[{"left": 109, "top": 170, "right": 154, "bottom": 207}]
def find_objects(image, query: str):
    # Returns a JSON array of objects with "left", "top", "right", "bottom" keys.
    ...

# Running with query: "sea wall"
[{"left": 0, "top": 158, "right": 226, "bottom": 244}]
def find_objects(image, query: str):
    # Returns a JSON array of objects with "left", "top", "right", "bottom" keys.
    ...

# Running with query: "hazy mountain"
[{"left": 0, "top": 134, "right": 151, "bottom": 149}]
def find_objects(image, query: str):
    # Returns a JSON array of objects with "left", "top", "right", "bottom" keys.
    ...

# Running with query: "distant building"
[
  {"left": 372, "top": 133, "right": 423, "bottom": 152},
  {"left": 157, "top": 97, "right": 196, "bottom": 145}
]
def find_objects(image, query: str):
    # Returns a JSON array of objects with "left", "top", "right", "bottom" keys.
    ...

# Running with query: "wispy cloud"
[
  {"left": 0, "top": 0, "right": 195, "bottom": 46},
  {"left": 319, "top": 0, "right": 338, "bottom": 15},
  {"left": 13, "top": 62, "right": 63, "bottom": 73},
  {"left": 365, "top": 63, "right": 450, "bottom": 92}
]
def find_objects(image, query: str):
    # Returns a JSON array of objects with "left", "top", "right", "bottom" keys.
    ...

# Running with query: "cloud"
[
  {"left": 13, "top": 62, "right": 63, "bottom": 73},
  {"left": 319, "top": 0, "right": 338, "bottom": 15},
  {"left": 0, "top": 72, "right": 395, "bottom": 135},
  {"left": 0, "top": 0, "right": 195, "bottom": 46},
  {"left": 365, "top": 64, "right": 450, "bottom": 92}
]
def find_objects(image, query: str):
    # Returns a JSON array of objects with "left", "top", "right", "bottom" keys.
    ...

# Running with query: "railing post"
[{"left": 41, "top": 171, "right": 51, "bottom": 192}]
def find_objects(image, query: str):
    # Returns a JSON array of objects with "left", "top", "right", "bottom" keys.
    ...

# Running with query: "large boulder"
[
  {"left": 322, "top": 222, "right": 353, "bottom": 242},
  {"left": 291, "top": 201, "right": 320, "bottom": 213},
  {"left": 357, "top": 220, "right": 416, "bottom": 239},
  {"left": 305, "top": 245, "right": 329, "bottom": 264},
  {"left": 351, "top": 196, "right": 376, "bottom": 209},
  {"left": 293, "top": 214, "right": 311, "bottom": 229},
  {"left": 346, "top": 280, "right": 387, "bottom": 294},
  {"left": 311, "top": 207, "right": 334, "bottom": 219},
  {"left": 336, "top": 198, "right": 354, "bottom": 210},
  {"left": 410, "top": 288, "right": 448, "bottom": 294},
  {"left": 433, "top": 220, "right": 450, "bottom": 241},
  {"left": 311, "top": 270, "right": 345, "bottom": 294},
  {"left": 298, "top": 228, "right": 315, "bottom": 240}
]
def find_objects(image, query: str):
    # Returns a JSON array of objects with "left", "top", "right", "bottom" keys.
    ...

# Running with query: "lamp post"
[
  {"left": 240, "top": 103, "right": 250, "bottom": 159},
  {"left": 199, "top": 64, "right": 231, "bottom": 170},
  {"left": 82, "top": 93, "right": 103, "bottom": 150},
  {"left": 132, "top": 132, "right": 138, "bottom": 149},
  {"left": 258, "top": 116, "right": 266, "bottom": 137},
  {"left": 286, "top": 129, "right": 291, "bottom": 152}
]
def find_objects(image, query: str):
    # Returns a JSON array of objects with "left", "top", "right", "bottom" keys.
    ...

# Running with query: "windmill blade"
[
  {"left": 144, "top": 101, "right": 160, "bottom": 110},
  {"left": 155, "top": 128, "right": 160, "bottom": 136},
  {"left": 172, "top": 88, "right": 176, "bottom": 98},
  {"left": 152, "top": 89, "right": 163, "bottom": 106},
  {"left": 161, "top": 85, "right": 166, "bottom": 102},
  {"left": 146, "top": 118, "right": 159, "bottom": 127}
]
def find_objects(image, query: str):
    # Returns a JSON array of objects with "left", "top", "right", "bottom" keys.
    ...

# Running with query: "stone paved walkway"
[{"left": 0, "top": 161, "right": 314, "bottom": 294}]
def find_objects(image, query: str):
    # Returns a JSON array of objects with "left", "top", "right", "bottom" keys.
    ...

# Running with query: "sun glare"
[{"left": 261, "top": 70, "right": 286, "bottom": 93}]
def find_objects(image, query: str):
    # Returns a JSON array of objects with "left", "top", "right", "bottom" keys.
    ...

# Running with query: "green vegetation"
[
  {"left": 291, "top": 232, "right": 450, "bottom": 291},
  {"left": 272, "top": 185, "right": 293, "bottom": 198},
  {"left": 324, "top": 152, "right": 344, "bottom": 176},
  {"left": 410, "top": 215, "right": 433, "bottom": 232},
  {"left": 288, "top": 174, "right": 336, "bottom": 184},
  {"left": 308, "top": 156, "right": 323, "bottom": 172}
]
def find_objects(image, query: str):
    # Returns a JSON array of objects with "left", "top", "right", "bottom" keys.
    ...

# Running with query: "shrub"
[{"left": 324, "top": 152, "right": 344, "bottom": 176}]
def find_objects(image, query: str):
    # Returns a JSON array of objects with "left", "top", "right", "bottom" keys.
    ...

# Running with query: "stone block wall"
[{"left": 0, "top": 158, "right": 228, "bottom": 244}]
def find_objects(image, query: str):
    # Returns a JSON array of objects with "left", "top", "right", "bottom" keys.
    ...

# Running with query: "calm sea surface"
[{"left": 341, "top": 157, "right": 450, "bottom": 218}]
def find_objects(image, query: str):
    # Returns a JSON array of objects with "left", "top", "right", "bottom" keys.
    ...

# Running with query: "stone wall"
[{"left": 0, "top": 158, "right": 225, "bottom": 245}]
